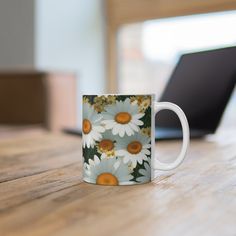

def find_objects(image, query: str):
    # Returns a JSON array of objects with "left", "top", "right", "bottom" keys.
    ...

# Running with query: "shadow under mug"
[{"left": 82, "top": 94, "right": 189, "bottom": 186}]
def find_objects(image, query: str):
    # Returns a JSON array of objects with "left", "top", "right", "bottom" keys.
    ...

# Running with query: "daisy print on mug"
[{"left": 82, "top": 95, "right": 152, "bottom": 185}]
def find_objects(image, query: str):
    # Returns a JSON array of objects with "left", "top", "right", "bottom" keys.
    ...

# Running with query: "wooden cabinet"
[{"left": 0, "top": 71, "right": 77, "bottom": 132}]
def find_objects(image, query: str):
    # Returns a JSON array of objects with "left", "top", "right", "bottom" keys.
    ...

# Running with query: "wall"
[
  {"left": 36, "top": 0, "right": 106, "bottom": 127},
  {"left": 0, "top": 0, "right": 35, "bottom": 69}
]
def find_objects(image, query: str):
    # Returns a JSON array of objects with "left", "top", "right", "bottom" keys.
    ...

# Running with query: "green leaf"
[
  {"left": 140, "top": 106, "right": 151, "bottom": 128},
  {"left": 83, "top": 146, "right": 100, "bottom": 164}
]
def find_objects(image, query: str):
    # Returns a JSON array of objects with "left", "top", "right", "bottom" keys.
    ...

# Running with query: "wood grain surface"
[{"left": 0, "top": 131, "right": 235, "bottom": 236}]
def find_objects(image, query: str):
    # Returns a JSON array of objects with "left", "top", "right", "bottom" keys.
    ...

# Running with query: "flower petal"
[
  {"left": 124, "top": 124, "right": 134, "bottom": 136},
  {"left": 112, "top": 124, "right": 120, "bottom": 135},
  {"left": 133, "top": 113, "right": 145, "bottom": 120},
  {"left": 132, "top": 119, "right": 144, "bottom": 126}
]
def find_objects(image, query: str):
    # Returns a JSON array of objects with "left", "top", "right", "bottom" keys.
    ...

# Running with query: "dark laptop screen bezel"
[{"left": 156, "top": 46, "right": 236, "bottom": 133}]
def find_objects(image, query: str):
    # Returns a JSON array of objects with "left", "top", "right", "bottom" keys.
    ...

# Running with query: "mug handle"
[{"left": 154, "top": 102, "right": 190, "bottom": 170}]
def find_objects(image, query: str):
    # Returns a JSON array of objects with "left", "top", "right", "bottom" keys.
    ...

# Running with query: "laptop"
[
  {"left": 155, "top": 46, "right": 236, "bottom": 140},
  {"left": 64, "top": 46, "right": 236, "bottom": 140}
]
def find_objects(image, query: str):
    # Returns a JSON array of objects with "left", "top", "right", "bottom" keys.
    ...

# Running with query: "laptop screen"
[{"left": 156, "top": 46, "right": 236, "bottom": 132}]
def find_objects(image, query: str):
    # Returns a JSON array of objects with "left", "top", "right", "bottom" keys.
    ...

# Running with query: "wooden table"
[{"left": 0, "top": 131, "right": 236, "bottom": 236}]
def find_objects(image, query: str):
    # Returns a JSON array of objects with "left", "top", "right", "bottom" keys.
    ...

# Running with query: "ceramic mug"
[{"left": 82, "top": 94, "right": 189, "bottom": 186}]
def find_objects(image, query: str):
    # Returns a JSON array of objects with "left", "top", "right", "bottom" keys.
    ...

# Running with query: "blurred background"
[
  {"left": 118, "top": 11, "right": 236, "bottom": 129},
  {"left": 0, "top": 0, "right": 235, "bottom": 137}
]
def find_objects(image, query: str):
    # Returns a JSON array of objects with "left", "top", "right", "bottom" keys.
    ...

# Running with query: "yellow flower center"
[
  {"left": 96, "top": 173, "right": 118, "bottom": 186},
  {"left": 99, "top": 139, "right": 114, "bottom": 152},
  {"left": 115, "top": 112, "right": 131, "bottom": 124},
  {"left": 83, "top": 119, "right": 92, "bottom": 134},
  {"left": 127, "top": 141, "right": 142, "bottom": 154}
]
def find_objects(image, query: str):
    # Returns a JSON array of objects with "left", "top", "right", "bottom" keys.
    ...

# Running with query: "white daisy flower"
[
  {"left": 83, "top": 155, "right": 133, "bottom": 185},
  {"left": 116, "top": 133, "right": 151, "bottom": 167},
  {"left": 82, "top": 103, "right": 105, "bottom": 148},
  {"left": 101, "top": 98, "right": 145, "bottom": 137},
  {"left": 96, "top": 130, "right": 117, "bottom": 158},
  {"left": 136, "top": 161, "right": 151, "bottom": 183}
]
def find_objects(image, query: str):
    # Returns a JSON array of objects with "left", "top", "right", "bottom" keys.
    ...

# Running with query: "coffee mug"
[{"left": 82, "top": 94, "right": 189, "bottom": 186}]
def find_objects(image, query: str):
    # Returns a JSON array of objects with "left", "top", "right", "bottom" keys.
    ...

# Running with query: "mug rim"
[{"left": 82, "top": 93, "right": 155, "bottom": 96}]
